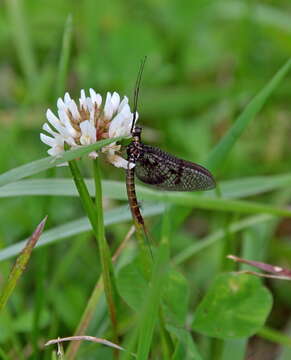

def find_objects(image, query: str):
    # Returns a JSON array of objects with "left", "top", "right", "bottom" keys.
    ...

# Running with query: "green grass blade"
[
  {"left": 2, "top": 173, "right": 291, "bottom": 199},
  {"left": 0, "top": 217, "right": 47, "bottom": 311},
  {"left": 0, "top": 203, "right": 165, "bottom": 262},
  {"left": 0, "top": 136, "right": 124, "bottom": 187},
  {"left": 55, "top": 14, "right": 73, "bottom": 97},
  {"left": 136, "top": 244, "right": 169, "bottom": 360},
  {"left": 5, "top": 0, "right": 38, "bottom": 88},
  {"left": 205, "top": 58, "right": 291, "bottom": 171},
  {"left": 173, "top": 214, "right": 273, "bottom": 265}
]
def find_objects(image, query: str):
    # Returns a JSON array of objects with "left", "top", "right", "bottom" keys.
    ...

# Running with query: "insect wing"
[{"left": 135, "top": 145, "right": 215, "bottom": 191}]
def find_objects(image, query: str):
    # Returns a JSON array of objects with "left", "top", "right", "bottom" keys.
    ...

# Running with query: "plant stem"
[
  {"left": 68, "top": 159, "right": 119, "bottom": 350},
  {"left": 93, "top": 159, "right": 119, "bottom": 343}
]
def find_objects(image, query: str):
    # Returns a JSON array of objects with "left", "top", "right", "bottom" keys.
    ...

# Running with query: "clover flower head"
[{"left": 40, "top": 89, "right": 138, "bottom": 169}]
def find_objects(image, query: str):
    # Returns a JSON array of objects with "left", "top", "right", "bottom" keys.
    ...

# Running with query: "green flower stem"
[
  {"left": 92, "top": 159, "right": 119, "bottom": 338},
  {"left": 68, "top": 159, "right": 118, "bottom": 347}
]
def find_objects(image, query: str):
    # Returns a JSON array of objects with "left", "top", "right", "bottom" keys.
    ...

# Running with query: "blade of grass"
[
  {"left": 2, "top": 172, "right": 291, "bottom": 199},
  {"left": 2, "top": 177, "right": 291, "bottom": 218},
  {"left": 0, "top": 217, "right": 47, "bottom": 311},
  {"left": 205, "top": 58, "right": 291, "bottom": 171},
  {"left": 5, "top": 0, "right": 38, "bottom": 89},
  {"left": 92, "top": 159, "right": 119, "bottom": 346},
  {"left": 0, "top": 136, "right": 124, "bottom": 187},
  {"left": 55, "top": 15, "right": 73, "bottom": 97},
  {"left": 136, "top": 244, "right": 169, "bottom": 360},
  {"left": 0, "top": 203, "right": 165, "bottom": 262},
  {"left": 68, "top": 159, "right": 118, "bottom": 347},
  {"left": 173, "top": 214, "right": 273, "bottom": 265},
  {"left": 65, "top": 227, "right": 135, "bottom": 360}
]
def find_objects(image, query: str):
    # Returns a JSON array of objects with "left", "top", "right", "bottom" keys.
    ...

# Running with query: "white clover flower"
[{"left": 40, "top": 89, "right": 137, "bottom": 169}]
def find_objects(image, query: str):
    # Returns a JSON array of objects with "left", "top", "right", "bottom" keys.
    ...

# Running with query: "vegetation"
[{"left": 1, "top": 1, "right": 291, "bottom": 359}]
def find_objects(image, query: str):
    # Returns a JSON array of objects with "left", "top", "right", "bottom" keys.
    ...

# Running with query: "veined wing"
[{"left": 135, "top": 144, "right": 215, "bottom": 191}]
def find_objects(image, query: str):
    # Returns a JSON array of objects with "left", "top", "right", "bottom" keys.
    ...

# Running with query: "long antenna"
[{"left": 131, "top": 56, "right": 147, "bottom": 134}]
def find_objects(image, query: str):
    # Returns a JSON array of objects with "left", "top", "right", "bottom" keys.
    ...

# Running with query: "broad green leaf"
[
  {"left": 0, "top": 203, "right": 165, "bottom": 262},
  {"left": 205, "top": 58, "right": 291, "bottom": 171},
  {"left": 162, "top": 270, "right": 189, "bottom": 326},
  {"left": 116, "top": 259, "right": 148, "bottom": 311},
  {"left": 117, "top": 264, "right": 189, "bottom": 327},
  {"left": 0, "top": 136, "right": 124, "bottom": 187},
  {"left": 222, "top": 339, "right": 247, "bottom": 360},
  {"left": 192, "top": 273, "right": 273, "bottom": 339}
]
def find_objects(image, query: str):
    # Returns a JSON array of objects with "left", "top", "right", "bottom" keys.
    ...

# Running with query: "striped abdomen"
[{"left": 126, "top": 167, "right": 144, "bottom": 226}]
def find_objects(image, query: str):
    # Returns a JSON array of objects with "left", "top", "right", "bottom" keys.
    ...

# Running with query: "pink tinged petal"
[
  {"left": 104, "top": 92, "right": 114, "bottom": 119},
  {"left": 80, "top": 120, "right": 96, "bottom": 145},
  {"left": 111, "top": 92, "right": 120, "bottom": 113}
]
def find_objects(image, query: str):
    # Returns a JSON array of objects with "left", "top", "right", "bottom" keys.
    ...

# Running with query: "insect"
[{"left": 126, "top": 59, "right": 216, "bottom": 233}]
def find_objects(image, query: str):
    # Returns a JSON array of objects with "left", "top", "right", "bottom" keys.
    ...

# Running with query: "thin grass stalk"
[
  {"left": 68, "top": 159, "right": 118, "bottom": 349},
  {"left": 55, "top": 14, "right": 73, "bottom": 97},
  {"left": 92, "top": 159, "right": 119, "bottom": 344},
  {"left": 136, "top": 243, "right": 169, "bottom": 360},
  {"left": 5, "top": 0, "right": 38, "bottom": 90},
  {"left": 65, "top": 225, "right": 135, "bottom": 360}
]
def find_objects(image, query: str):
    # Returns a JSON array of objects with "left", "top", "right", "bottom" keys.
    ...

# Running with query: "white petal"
[
  {"left": 40, "top": 133, "right": 55, "bottom": 147},
  {"left": 42, "top": 123, "right": 58, "bottom": 137},
  {"left": 68, "top": 99, "right": 80, "bottom": 120},
  {"left": 108, "top": 112, "right": 126, "bottom": 137},
  {"left": 118, "top": 96, "right": 129, "bottom": 112},
  {"left": 57, "top": 97, "right": 65, "bottom": 110},
  {"left": 109, "top": 110, "right": 133, "bottom": 138},
  {"left": 80, "top": 120, "right": 96, "bottom": 145},
  {"left": 48, "top": 147, "right": 62, "bottom": 156},
  {"left": 46, "top": 109, "right": 62, "bottom": 131},
  {"left": 89, "top": 88, "right": 102, "bottom": 107},
  {"left": 106, "top": 153, "right": 133, "bottom": 169},
  {"left": 79, "top": 89, "right": 87, "bottom": 109},
  {"left": 64, "top": 92, "right": 71, "bottom": 104},
  {"left": 88, "top": 151, "right": 99, "bottom": 159},
  {"left": 104, "top": 92, "right": 114, "bottom": 119},
  {"left": 111, "top": 92, "right": 120, "bottom": 113}
]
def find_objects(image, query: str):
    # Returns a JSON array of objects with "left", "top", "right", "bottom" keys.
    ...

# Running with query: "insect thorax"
[{"left": 127, "top": 140, "right": 143, "bottom": 163}]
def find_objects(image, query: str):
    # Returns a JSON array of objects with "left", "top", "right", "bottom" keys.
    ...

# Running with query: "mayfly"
[{"left": 126, "top": 59, "right": 216, "bottom": 237}]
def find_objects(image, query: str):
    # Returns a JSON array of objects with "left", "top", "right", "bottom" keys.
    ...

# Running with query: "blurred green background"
[{"left": 1, "top": 0, "right": 291, "bottom": 359}]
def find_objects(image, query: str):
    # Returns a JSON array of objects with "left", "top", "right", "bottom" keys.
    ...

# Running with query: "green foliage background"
[{"left": 1, "top": 0, "right": 291, "bottom": 359}]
